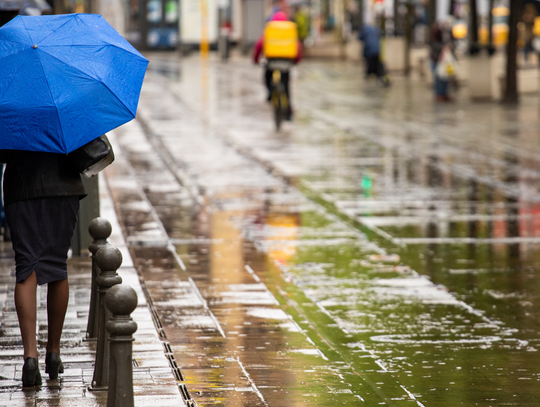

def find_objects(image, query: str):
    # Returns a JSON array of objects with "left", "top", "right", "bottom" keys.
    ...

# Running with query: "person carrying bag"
[
  {"left": 436, "top": 45, "right": 457, "bottom": 82},
  {"left": 0, "top": 150, "right": 86, "bottom": 387},
  {"left": 429, "top": 22, "right": 455, "bottom": 102}
]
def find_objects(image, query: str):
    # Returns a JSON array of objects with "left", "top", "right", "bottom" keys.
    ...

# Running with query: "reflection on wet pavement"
[{"left": 105, "top": 53, "right": 540, "bottom": 406}]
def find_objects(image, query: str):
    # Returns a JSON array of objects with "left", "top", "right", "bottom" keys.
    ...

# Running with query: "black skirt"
[{"left": 5, "top": 196, "right": 79, "bottom": 285}]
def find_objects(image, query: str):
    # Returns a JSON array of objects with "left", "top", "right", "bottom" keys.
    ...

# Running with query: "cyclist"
[{"left": 253, "top": 11, "right": 303, "bottom": 120}]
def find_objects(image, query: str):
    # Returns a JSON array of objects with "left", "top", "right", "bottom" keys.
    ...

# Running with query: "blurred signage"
[{"left": 145, "top": 0, "right": 179, "bottom": 48}]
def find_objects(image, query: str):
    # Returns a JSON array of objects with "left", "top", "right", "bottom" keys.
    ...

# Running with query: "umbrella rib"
[
  {"left": 98, "top": 43, "right": 150, "bottom": 62},
  {"left": 39, "top": 45, "right": 147, "bottom": 83},
  {"left": 42, "top": 43, "right": 149, "bottom": 62},
  {"left": 32, "top": 17, "right": 73, "bottom": 46},
  {"left": 100, "top": 79, "right": 135, "bottom": 117},
  {"left": 39, "top": 47, "right": 141, "bottom": 117},
  {"left": 32, "top": 15, "right": 145, "bottom": 61},
  {"left": 38, "top": 48, "right": 100, "bottom": 81},
  {"left": 0, "top": 38, "right": 30, "bottom": 46},
  {"left": 0, "top": 51, "right": 32, "bottom": 103},
  {"left": 6, "top": 18, "right": 34, "bottom": 44},
  {"left": 33, "top": 49, "right": 67, "bottom": 152}
]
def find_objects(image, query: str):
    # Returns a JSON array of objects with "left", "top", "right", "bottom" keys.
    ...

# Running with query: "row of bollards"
[{"left": 86, "top": 217, "right": 138, "bottom": 407}]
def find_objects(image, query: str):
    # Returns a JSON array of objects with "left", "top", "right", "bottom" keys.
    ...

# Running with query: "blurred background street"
[{"left": 3, "top": 0, "right": 540, "bottom": 404}]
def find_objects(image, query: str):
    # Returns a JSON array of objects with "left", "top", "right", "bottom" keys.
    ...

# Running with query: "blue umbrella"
[{"left": 0, "top": 13, "right": 148, "bottom": 154}]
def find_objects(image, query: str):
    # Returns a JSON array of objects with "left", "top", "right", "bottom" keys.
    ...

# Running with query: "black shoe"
[
  {"left": 45, "top": 352, "right": 64, "bottom": 380},
  {"left": 22, "top": 357, "right": 42, "bottom": 387}
]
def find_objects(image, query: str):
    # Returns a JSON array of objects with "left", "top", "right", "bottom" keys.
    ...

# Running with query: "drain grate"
[
  {"left": 148, "top": 301, "right": 166, "bottom": 339},
  {"left": 179, "top": 383, "right": 192, "bottom": 400},
  {"left": 138, "top": 275, "right": 167, "bottom": 339},
  {"left": 127, "top": 129, "right": 203, "bottom": 407},
  {"left": 163, "top": 342, "right": 173, "bottom": 354},
  {"left": 163, "top": 342, "right": 184, "bottom": 381}
]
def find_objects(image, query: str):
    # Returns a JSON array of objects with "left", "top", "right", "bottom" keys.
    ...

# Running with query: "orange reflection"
[{"left": 265, "top": 212, "right": 300, "bottom": 265}]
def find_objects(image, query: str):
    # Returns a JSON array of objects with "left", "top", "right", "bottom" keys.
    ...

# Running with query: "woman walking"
[
  {"left": 0, "top": 150, "right": 85, "bottom": 387},
  {"left": 429, "top": 21, "right": 451, "bottom": 102}
]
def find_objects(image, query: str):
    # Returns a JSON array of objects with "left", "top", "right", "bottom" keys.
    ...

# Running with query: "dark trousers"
[
  {"left": 366, "top": 54, "right": 384, "bottom": 77},
  {"left": 430, "top": 60, "right": 449, "bottom": 97}
]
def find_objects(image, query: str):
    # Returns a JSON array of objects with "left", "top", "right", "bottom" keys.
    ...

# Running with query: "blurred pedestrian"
[
  {"left": 522, "top": 4, "right": 537, "bottom": 63},
  {"left": 293, "top": 5, "right": 309, "bottom": 45},
  {"left": 429, "top": 21, "right": 452, "bottom": 102},
  {"left": 358, "top": 25, "right": 390, "bottom": 86},
  {"left": 0, "top": 150, "right": 86, "bottom": 387}
]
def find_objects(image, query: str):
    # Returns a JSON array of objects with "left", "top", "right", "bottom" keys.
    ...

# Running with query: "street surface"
[
  {"left": 105, "top": 52, "right": 540, "bottom": 406},
  {"left": 0, "top": 188, "right": 185, "bottom": 405}
]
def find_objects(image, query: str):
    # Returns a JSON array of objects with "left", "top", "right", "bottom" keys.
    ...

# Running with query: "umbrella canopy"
[{"left": 0, "top": 13, "right": 148, "bottom": 154}]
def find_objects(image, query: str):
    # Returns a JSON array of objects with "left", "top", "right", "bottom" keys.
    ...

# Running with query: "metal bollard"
[
  {"left": 92, "top": 245, "right": 123, "bottom": 389},
  {"left": 86, "top": 217, "right": 112, "bottom": 340},
  {"left": 105, "top": 284, "right": 138, "bottom": 407}
]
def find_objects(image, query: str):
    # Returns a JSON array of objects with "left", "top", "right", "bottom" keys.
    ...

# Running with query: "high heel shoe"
[
  {"left": 45, "top": 352, "right": 64, "bottom": 380},
  {"left": 22, "top": 357, "right": 42, "bottom": 387}
]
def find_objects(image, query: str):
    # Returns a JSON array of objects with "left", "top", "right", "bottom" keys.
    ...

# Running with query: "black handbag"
[{"left": 68, "top": 134, "right": 115, "bottom": 178}]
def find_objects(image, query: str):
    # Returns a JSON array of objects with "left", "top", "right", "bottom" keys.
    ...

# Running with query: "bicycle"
[{"left": 267, "top": 59, "right": 293, "bottom": 131}]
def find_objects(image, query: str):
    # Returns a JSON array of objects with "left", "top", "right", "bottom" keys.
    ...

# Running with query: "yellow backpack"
[{"left": 263, "top": 21, "right": 298, "bottom": 59}]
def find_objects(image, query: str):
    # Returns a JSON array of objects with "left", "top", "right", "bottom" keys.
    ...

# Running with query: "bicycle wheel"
[
  {"left": 273, "top": 93, "right": 282, "bottom": 131},
  {"left": 280, "top": 92, "right": 290, "bottom": 120}
]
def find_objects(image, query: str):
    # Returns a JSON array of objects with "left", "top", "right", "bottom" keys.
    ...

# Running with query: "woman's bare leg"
[
  {"left": 14, "top": 271, "right": 38, "bottom": 360},
  {"left": 46, "top": 279, "right": 69, "bottom": 354}
]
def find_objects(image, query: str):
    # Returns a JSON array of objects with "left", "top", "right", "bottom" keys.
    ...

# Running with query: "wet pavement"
[
  {"left": 4, "top": 51, "right": 540, "bottom": 406},
  {"left": 96, "top": 52, "right": 540, "bottom": 406},
  {"left": 0, "top": 179, "right": 186, "bottom": 405}
]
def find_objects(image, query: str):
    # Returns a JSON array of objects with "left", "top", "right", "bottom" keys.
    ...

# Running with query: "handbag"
[
  {"left": 435, "top": 45, "right": 457, "bottom": 81},
  {"left": 67, "top": 134, "right": 115, "bottom": 178}
]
